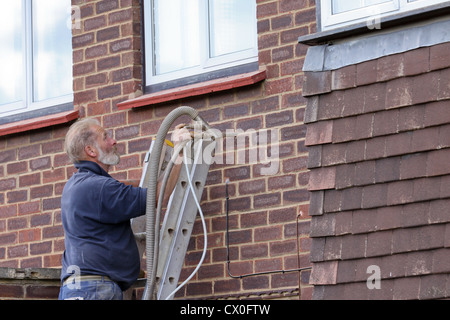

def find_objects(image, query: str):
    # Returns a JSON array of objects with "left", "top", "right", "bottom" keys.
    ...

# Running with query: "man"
[{"left": 59, "top": 118, "right": 190, "bottom": 300}]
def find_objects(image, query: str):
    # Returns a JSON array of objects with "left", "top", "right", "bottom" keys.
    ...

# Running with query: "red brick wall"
[
  {"left": 0, "top": 0, "right": 314, "bottom": 299},
  {"left": 305, "top": 42, "right": 450, "bottom": 299}
]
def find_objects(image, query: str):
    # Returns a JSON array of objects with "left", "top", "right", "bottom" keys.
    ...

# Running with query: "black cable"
[{"left": 225, "top": 180, "right": 312, "bottom": 279}]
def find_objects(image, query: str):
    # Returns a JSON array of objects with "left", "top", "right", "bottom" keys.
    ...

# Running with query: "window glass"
[
  {"left": 32, "top": 0, "right": 73, "bottom": 102},
  {"left": 145, "top": 0, "right": 258, "bottom": 87},
  {"left": 209, "top": 0, "right": 255, "bottom": 57},
  {"left": 0, "top": 2, "right": 24, "bottom": 108},
  {"left": 321, "top": 0, "right": 449, "bottom": 31},
  {"left": 153, "top": 0, "right": 201, "bottom": 75},
  {"left": 332, "top": 0, "right": 392, "bottom": 14}
]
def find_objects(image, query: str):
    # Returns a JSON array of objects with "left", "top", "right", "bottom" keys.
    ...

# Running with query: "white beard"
[{"left": 97, "top": 144, "right": 120, "bottom": 166}]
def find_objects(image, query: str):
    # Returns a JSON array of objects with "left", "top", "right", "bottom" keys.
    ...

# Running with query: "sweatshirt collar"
[{"left": 74, "top": 161, "right": 111, "bottom": 178}]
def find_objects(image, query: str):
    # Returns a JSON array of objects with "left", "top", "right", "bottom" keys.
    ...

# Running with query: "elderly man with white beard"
[{"left": 58, "top": 118, "right": 190, "bottom": 300}]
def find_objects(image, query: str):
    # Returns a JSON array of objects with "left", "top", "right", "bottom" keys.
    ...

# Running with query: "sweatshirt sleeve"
[{"left": 98, "top": 178, "right": 147, "bottom": 224}]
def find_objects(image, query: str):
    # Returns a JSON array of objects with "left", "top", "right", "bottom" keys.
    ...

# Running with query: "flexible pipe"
[{"left": 143, "top": 106, "right": 199, "bottom": 300}]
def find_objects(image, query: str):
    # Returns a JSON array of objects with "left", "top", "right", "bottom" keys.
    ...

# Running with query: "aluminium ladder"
[{"left": 130, "top": 133, "right": 216, "bottom": 300}]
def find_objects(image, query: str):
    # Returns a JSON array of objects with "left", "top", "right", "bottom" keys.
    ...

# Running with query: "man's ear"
[{"left": 84, "top": 145, "right": 97, "bottom": 158}]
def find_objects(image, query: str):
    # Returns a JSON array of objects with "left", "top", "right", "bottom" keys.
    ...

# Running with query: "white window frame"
[
  {"left": 320, "top": 0, "right": 450, "bottom": 31},
  {"left": 1, "top": 0, "right": 73, "bottom": 118},
  {"left": 143, "top": 0, "right": 259, "bottom": 89}
]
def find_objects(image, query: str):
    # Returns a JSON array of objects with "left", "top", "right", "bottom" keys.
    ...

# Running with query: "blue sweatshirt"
[{"left": 60, "top": 161, "right": 147, "bottom": 291}]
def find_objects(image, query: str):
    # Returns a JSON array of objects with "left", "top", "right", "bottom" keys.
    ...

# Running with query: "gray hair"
[{"left": 64, "top": 118, "right": 101, "bottom": 163}]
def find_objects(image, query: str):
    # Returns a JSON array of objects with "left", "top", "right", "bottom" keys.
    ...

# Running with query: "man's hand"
[{"left": 171, "top": 124, "right": 193, "bottom": 147}]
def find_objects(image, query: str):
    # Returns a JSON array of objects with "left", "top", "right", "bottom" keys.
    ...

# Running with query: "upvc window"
[
  {"left": 143, "top": 0, "right": 258, "bottom": 91},
  {"left": 0, "top": 0, "right": 73, "bottom": 119},
  {"left": 320, "top": 0, "right": 450, "bottom": 31}
]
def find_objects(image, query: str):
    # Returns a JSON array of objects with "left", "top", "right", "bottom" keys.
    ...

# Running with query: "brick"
[
  {"left": 97, "top": 55, "right": 121, "bottom": 71},
  {"left": 341, "top": 233, "right": 366, "bottom": 259},
  {"left": 272, "top": 45, "right": 294, "bottom": 63},
  {"left": 30, "top": 157, "right": 51, "bottom": 171},
  {"left": 387, "top": 180, "right": 414, "bottom": 206},
  {"left": 438, "top": 68, "right": 450, "bottom": 100},
  {"left": 430, "top": 41, "right": 450, "bottom": 70},
  {"left": 317, "top": 90, "right": 345, "bottom": 120},
  {"left": 30, "top": 241, "right": 52, "bottom": 255},
  {"left": 19, "top": 173, "right": 41, "bottom": 187},
  {"left": 404, "top": 47, "right": 429, "bottom": 76},
  {"left": 7, "top": 162, "right": 27, "bottom": 175},
  {"left": 411, "top": 71, "right": 439, "bottom": 105},
  {"left": 331, "top": 65, "right": 356, "bottom": 90},
  {"left": 110, "top": 38, "right": 133, "bottom": 53},
  {"left": 84, "top": 15, "right": 106, "bottom": 31},
  {"left": 73, "top": 61, "right": 95, "bottom": 76},
  {"left": 30, "top": 185, "right": 53, "bottom": 199},
  {"left": 309, "top": 191, "right": 324, "bottom": 216},
  {"left": 283, "top": 189, "right": 309, "bottom": 203},
  {"left": 377, "top": 53, "right": 404, "bottom": 82},
  {"left": 265, "top": 77, "right": 293, "bottom": 96},
  {"left": 309, "top": 261, "right": 338, "bottom": 285},
  {"left": 268, "top": 174, "right": 296, "bottom": 190},
  {"left": 96, "top": 0, "right": 119, "bottom": 14},
  {"left": 241, "top": 243, "right": 268, "bottom": 260},
  {"left": 420, "top": 274, "right": 448, "bottom": 299},
  {"left": 25, "top": 285, "right": 60, "bottom": 299},
  {"left": 257, "top": 1, "right": 278, "bottom": 18},
  {"left": 398, "top": 104, "right": 424, "bottom": 132},
  {"left": 411, "top": 127, "right": 439, "bottom": 153},
  {"left": 385, "top": 77, "right": 413, "bottom": 109},
  {"left": 238, "top": 179, "right": 266, "bottom": 195},
  {"left": 254, "top": 192, "right": 281, "bottom": 209},
  {"left": 413, "top": 176, "right": 441, "bottom": 202},
  {"left": 362, "top": 183, "right": 387, "bottom": 209},
  {"left": 393, "top": 277, "right": 420, "bottom": 300},
  {"left": 242, "top": 275, "right": 270, "bottom": 290},
  {"left": 42, "top": 197, "right": 61, "bottom": 211},
  {"left": 356, "top": 59, "right": 377, "bottom": 86},
  {"left": 385, "top": 133, "right": 410, "bottom": 158},
  {"left": 373, "top": 109, "right": 398, "bottom": 137},
  {"left": 342, "top": 86, "right": 365, "bottom": 117},
  {"left": 375, "top": 156, "right": 400, "bottom": 183},
  {"left": 363, "top": 82, "right": 386, "bottom": 113},
  {"left": 0, "top": 178, "right": 16, "bottom": 191},
  {"left": 341, "top": 187, "right": 363, "bottom": 211},
  {"left": 18, "top": 145, "right": 39, "bottom": 160},
  {"left": 427, "top": 149, "right": 450, "bottom": 177},
  {"left": 72, "top": 33, "right": 95, "bottom": 48},
  {"left": 302, "top": 71, "right": 331, "bottom": 96},
  {"left": 7, "top": 190, "right": 28, "bottom": 204},
  {"left": 265, "top": 110, "right": 293, "bottom": 128},
  {"left": 321, "top": 143, "right": 346, "bottom": 166},
  {"left": 305, "top": 120, "right": 333, "bottom": 146},
  {"left": 367, "top": 230, "right": 392, "bottom": 257},
  {"left": 332, "top": 117, "right": 355, "bottom": 143},
  {"left": 0, "top": 284, "right": 24, "bottom": 298},
  {"left": 213, "top": 279, "right": 240, "bottom": 294},
  {"left": 308, "top": 166, "right": 336, "bottom": 191}
]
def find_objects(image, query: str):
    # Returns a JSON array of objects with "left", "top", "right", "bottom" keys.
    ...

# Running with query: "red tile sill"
[
  {"left": 117, "top": 68, "right": 267, "bottom": 110},
  {"left": 0, "top": 110, "right": 79, "bottom": 137}
]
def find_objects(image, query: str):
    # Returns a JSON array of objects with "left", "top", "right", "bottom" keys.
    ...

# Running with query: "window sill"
[
  {"left": 0, "top": 110, "right": 79, "bottom": 137},
  {"left": 117, "top": 67, "right": 267, "bottom": 110}
]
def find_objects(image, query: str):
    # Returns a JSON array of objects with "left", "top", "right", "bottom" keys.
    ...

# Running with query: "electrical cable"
[
  {"left": 164, "top": 145, "right": 208, "bottom": 300},
  {"left": 225, "top": 179, "right": 312, "bottom": 280}
]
